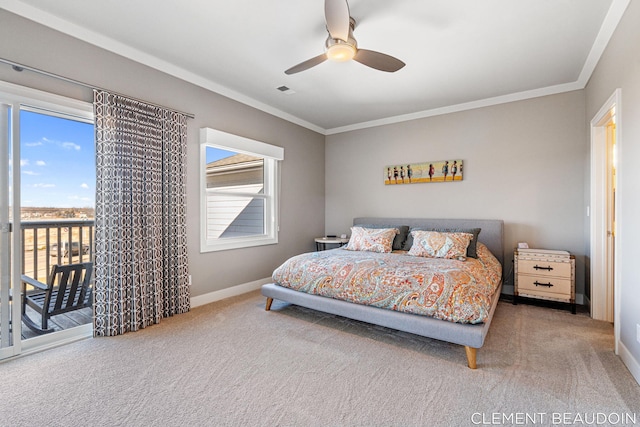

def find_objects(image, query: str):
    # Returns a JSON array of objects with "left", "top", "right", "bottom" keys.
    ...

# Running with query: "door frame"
[
  {"left": 0, "top": 80, "right": 94, "bottom": 360},
  {"left": 590, "top": 88, "right": 621, "bottom": 352},
  {"left": 0, "top": 100, "right": 21, "bottom": 359}
]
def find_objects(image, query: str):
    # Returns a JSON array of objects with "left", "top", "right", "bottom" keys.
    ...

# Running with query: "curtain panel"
[{"left": 93, "top": 90, "right": 190, "bottom": 336}]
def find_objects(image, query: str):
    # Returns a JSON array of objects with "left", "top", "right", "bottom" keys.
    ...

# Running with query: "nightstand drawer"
[
  {"left": 517, "top": 259, "right": 572, "bottom": 278},
  {"left": 516, "top": 274, "right": 572, "bottom": 297}
]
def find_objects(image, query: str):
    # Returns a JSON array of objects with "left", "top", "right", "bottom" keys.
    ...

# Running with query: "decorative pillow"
[
  {"left": 355, "top": 224, "right": 409, "bottom": 250},
  {"left": 406, "top": 227, "right": 481, "bottom": 258},
  {"left": 408, "top": 230, "right": 474, "bottom": 259},
  {"left": 344, "top": 227, "right": 398, "bottom": 253}
]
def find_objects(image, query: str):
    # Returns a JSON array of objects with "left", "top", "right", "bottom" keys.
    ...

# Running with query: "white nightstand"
[
  {"left": 514, "top": 248, "right": 576, "bottom": 314},
  {"left": 315, "top": 237, "right": 349, "bottom": 251}
]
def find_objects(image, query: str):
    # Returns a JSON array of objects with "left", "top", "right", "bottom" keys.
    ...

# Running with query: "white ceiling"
[{"left": 0, "top": 0, "right": 630, "bottom": 134}]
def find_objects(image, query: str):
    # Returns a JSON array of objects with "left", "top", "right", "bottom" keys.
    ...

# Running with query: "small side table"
[
  {"left": 315, "top": 237, "right": 349, "bottom": 251},
  {"left": 514, "top": 248, "right": 576, "bottom": 314}
]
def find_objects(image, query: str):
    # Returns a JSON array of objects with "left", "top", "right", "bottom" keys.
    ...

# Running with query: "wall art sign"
[{"left": 384, "top": 159, "right": 463, "bottom": 185}]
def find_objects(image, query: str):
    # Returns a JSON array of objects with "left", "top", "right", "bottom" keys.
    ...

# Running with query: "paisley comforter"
[{"left": 272, "top": 243, "right": 502, "bottom": 324}]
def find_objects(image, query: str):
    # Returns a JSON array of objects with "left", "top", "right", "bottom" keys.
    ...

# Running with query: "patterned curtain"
[{"left": 93, "top": 90, "right": 190, "bottom": 336}]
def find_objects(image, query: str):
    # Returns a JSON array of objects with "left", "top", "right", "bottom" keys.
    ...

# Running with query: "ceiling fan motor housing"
[{"left": 325, "top": 17, "right": 357, "bottom": 61}]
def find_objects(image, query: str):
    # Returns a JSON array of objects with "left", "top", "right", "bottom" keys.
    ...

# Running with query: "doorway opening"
[
  {"left": 590, "top": 88, "right": 620, "bottom": 351},
  {"left": 1, "top": 81, "right": 94, "bottom": 360}
]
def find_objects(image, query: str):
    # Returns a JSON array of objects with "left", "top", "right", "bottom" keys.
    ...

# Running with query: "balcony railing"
[{"left": 21, "top": 219, "right": 95, "bottom": 282}]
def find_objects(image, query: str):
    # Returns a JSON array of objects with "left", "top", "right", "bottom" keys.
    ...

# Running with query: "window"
[{"left": 200, "top": 128, "right": 283, "bottom": 252}]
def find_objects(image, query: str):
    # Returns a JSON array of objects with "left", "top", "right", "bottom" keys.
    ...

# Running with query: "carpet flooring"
[{"left": 1, "top": 290, "right": 638, "bottom": 426}]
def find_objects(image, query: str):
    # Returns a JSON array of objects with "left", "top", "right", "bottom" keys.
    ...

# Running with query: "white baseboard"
[
  {"left": 190, "top": 277, "right": 271, "bottom": 308},
  {"left": 618, "top": 340, "right": 640, "bottom": 386}
]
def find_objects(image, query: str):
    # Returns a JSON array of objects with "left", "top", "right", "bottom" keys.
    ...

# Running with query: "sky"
[
  {"left": 20, "top": 110, "right": 95, "bottom": 208},
  {"left": 206, "top": 146, "right": 235, "bottom": 164},
  {"left": 18, "top": 112, "right": 235, "bottom": 208}
]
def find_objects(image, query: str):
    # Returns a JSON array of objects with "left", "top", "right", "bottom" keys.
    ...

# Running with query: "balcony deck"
[
  {"left": 21, "top": 306, "right": 92, "bottom": 339},
  {"left": 1, "top": 219, "right": 95, "bottom": 341}
]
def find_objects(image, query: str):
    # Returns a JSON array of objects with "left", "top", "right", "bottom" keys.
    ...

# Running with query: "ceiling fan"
[{"left": 285, "top": 0, "right": 406, "bottom": 75}]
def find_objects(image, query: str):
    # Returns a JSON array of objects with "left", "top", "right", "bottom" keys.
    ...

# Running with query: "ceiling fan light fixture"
[
  {"left": 284, "top": 1, "right": 404, "bottom": 74},
  {"left": 326, "top": 42, "right": 356, "bottom": 62}
]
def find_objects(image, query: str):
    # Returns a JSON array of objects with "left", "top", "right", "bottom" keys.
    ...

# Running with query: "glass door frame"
[
  {"left": 0, "top": 80, "right": 94, "bottom": 360},
  {"left": 0, "top": 99, "right": 20, "bottom": 359}
]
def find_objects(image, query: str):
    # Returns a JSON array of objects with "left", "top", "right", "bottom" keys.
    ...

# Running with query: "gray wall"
[
  {"left": 585, "top": 0, "right": 640, "bottom": 374},
  {"left": 0, "top": 10, "right": 326, "bottom": 297},
  {"left": 325, "top": 91, "right": 588, "bottom": 297},
  {"left": 3, "top": 4, "right": 638, "bottom": 376}
]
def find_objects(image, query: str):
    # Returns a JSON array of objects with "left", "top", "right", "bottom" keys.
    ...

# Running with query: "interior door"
[{"left": 605, "top": 120, "right": 616, "bottom": 322}]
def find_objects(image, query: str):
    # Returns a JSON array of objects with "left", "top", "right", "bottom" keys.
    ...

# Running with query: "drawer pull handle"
[
  {"left": 533, "top": 265, "right": 553, "bottom": 271},
  {"left": 534, "top": 281, "right": 554, "bottom": 288}
]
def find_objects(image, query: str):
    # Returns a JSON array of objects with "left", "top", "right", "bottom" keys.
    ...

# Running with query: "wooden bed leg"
[
  {"left": 465, "top": 346, "right": 478, "bottom": 369},
  {"left": 265, "top": 297, "right": 273, "bottom": 311}
]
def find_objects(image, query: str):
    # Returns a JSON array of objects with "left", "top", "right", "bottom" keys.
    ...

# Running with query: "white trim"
[
  {"left": 200, "top": 128, "right": 284, "bottom": 160},
  {"left": 1, "top": 0, "right": 628, "bottom": 135},
  {"left": 0, "top": 80, "right": 93, "bottom": 120},
  {"left": 590, "top": 89, "right": 621, "bottom": 351},
  {"left": 0, "top": 103, "right": 11, "bottom": 354},
  {"left": 0, "top": 0, "right": 324, "bottom": 134},
  {"left": 190, "top": 277, "right": 271, "bottom": 308},
  {"left": 326, "top": 81, "right": 583, "bottom": 135},
  {"left": 589, "top": 116, "right": 608, "bottom": 321},
  {"left": 10, "top": 100, "right": 21, "bottom": 354},
  {"left": 200, "top": 129, "right": 281, "bottom": 253},
  {"left": 0, "top": 346, "right": 16, "bottom": 360},
  {"left": 0, "top": 323, "right": 92, "bottom": 364},
  {"left": 202, "top": 233, "right": 279, "bottom": 252},
  {"left": 618, "top": 340, "right": 640, "bottom": 386},
  {"left": 21, "top": 323, "right": 92, "bottom": 353},
  {"left": 576, "top": 0, "right": 631, "bottom": 86},
  {"left": 614, "top": 91, "right": 623, "bottom": 357}
]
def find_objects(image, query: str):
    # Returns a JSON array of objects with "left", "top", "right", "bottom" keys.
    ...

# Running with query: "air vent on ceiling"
[{"left": 276, "top": 85, "right": 296, "bottom": 95}]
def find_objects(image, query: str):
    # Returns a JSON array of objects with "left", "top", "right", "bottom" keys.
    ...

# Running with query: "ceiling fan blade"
[
  {"left": 353, "top": 49, "right": 406, "bottom": 72},
  {"left": 285, "top": 53, "right": 328, "bottom": 75},
  {"left": 325, "top": 0, "right": 350, "bottom": 41}
]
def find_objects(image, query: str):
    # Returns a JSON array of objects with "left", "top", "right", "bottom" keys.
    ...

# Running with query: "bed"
[{"left": 261, "top": 218, "right": 504, "bottom": 368}]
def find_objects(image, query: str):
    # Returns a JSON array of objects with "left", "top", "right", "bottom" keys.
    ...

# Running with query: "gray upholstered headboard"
[{"left": 353, "top": 217, "right": 505, "bottom": 267}]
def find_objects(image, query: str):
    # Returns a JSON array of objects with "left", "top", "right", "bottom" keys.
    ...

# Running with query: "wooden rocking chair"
[{"left": 21, "top": 262, "right": 93, "bottom": 334}]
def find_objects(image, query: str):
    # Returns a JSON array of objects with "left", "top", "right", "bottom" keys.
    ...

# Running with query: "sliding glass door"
[
  {"left": 0, "top": 99, "right": 19, "bottom": 359},
  {"left": 0, "top": 81, "right": 94, "bottom": 360}
]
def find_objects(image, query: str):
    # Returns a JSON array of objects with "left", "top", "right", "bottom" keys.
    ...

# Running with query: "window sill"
[{"left": 201, "top": 235, "right": 278, "bottom": 252}]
